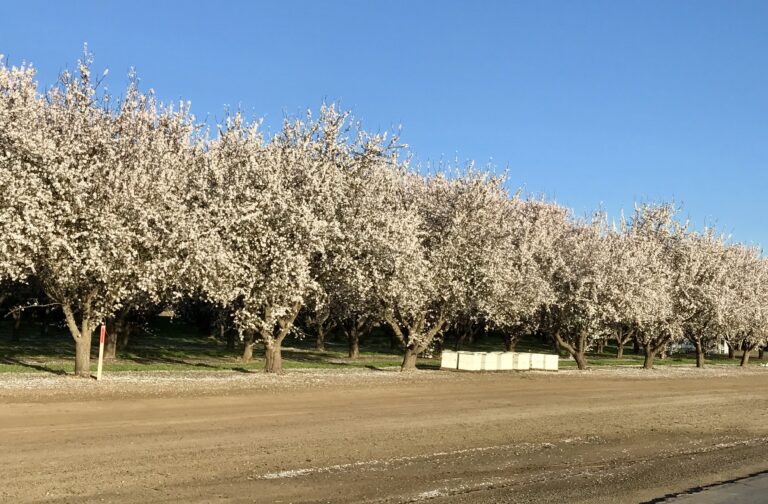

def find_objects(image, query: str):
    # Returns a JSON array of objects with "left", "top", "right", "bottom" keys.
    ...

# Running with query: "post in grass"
[{"left": 96, "top": 323, "right": 106, "bottom": 380}]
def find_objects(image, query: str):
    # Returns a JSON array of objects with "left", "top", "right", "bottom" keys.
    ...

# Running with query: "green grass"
[
  {"left": 0, "top": 316, "right": 762, "bottom": 375},
  {"left": 0, "top": 316, "right": 440, "bottom": 374}
]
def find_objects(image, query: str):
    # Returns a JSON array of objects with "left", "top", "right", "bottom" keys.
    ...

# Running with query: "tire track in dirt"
[{"left": 1, "top": 369, "right": 767, "bottom": 503}]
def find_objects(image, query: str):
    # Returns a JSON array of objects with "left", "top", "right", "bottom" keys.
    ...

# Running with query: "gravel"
[{"left": 0, "top": 364, "right": 764, "bottom": 402}]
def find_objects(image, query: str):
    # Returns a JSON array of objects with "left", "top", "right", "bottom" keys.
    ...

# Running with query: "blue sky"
[{"left": 2, "top": 1, "right": 767, "bottom": 246}]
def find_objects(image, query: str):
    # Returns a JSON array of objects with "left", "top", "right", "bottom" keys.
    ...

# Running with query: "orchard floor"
[{"left": 1, "top": 367, "right": 767, "bottom": 503}]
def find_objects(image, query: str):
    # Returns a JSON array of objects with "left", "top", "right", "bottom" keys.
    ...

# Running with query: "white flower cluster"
[{"left": 1, "top": 53, "right": 765, "bottom": 376}]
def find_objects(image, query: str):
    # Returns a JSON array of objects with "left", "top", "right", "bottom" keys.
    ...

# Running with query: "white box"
[
  {"left": 543, "top": 354, "right": 559, "bottom": 371},
  {"left": 498, "top": 352, "right": 514, "bottom": 370},
  {"left": 482, "top": 352, "right": 504, "bottom": 371},
  {"left": 530, "top": 353, "right": 545, "bottom": 370},
  {"left": 457, "top": 351, "right": 483, "bottom": 371},
  {"left": 440, "top": 350, "right": 458, "bottom": 370},
  {"left": 512, "top": 352, "right": 531, "bottom": 370}
]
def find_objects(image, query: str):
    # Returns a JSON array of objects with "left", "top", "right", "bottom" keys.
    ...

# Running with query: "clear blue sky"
[{"left": 2, "top": 1, "right": 767, "bottom": 246}]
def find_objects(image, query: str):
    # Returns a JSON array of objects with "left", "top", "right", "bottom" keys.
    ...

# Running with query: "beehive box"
[
  {"left": 512, "top": 352, "right": 531, "bottom": 370},
  {"left": 457, "top": 351, "right": 483, "bottom": 371},
  {"left": 530, "top": 353, "right": 545, "bottom": 370},
  {"left": 440, "top": 350, "right": 458, "bottom": 370},
  {"left": 497, "top": 352, "right": 514, "bottom": 370},
  {"left": 482, "top": 351, "right": 504, "bottom": 371},
  {"left": 543, "top": 354, "right": 559, "bottom": 371}
]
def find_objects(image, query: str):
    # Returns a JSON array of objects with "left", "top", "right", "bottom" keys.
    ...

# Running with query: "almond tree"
[
  {"left": 420, "top": 170, "right": 522, "bottom": 351},
  {"left": 0, "top": 53, "right": 197, "bottom": 376},
  {"left": 375, "top": 168, "right": 516, "bottom": 370},
  {"left": 539, "top": 213, "right": 610, "bottom": 370},
  {"left": 622, "top": 204, "right": 681, "bottom": 369},
  {"left": 719, "top": 243, "right": 768, "bottom": 366},
  {"left": 192, "top": 108, "right": 343, "bottom": 373},
  {"left": 0, "top": 57, "right": 46, "bottom": 285},
  {"left": 605, "top": 224, "right": 651, "bottom": 359},
  {"left": 303, "top": 290, "right": 335, "bottom": 352},
  {"left": 483, "top": 199, "right": 562, "bottom": 351},
  {"left": 354, "top": 166, "right": 431, "bottom": 370},
  {"left": 321, "top": 133, "right": 405, "bottom": 359},
  {"left": 673, "top": 230, "right": 730, "bottom": 367}
]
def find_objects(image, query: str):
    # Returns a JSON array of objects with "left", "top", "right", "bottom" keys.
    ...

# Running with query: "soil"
[{"left": 1, "top": 367, "right": 767, "bottom": 503}]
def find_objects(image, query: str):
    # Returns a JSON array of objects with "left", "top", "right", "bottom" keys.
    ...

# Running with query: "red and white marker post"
[{"left": 96, "top": 323, "right": 106, "bottom": 381}]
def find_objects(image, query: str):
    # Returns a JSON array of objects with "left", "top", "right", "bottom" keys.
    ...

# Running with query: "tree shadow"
[
  {"left": 122, "top": 355, "right": 220, "bottom": 369},
  {"left": 281, "top": 348, "right": 343, "bottom": 363},
  {"left": 0, "top": 357, "right": 67, "bottom": 375}
]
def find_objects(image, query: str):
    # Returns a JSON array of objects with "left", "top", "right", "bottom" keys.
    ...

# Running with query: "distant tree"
[
  {"left": 719, "top": 244, "right": 768, "bottom": 367},
  {"left": 672, "top": 230, "right": 730, "bottom": 368},
  {"left": 623, "top": 204, "right": 682, "bottom": 369},
  {"left": 486, "top": 200, "right": 563, "bottom": 352},
  {"left": 538, "top": 213, "right": 610, "bottom": 370}
]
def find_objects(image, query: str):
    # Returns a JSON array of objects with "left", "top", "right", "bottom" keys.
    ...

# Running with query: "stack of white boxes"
[
  {"left": 512, "top": 352, "right": 532, "bottom": 370},
  {"left": 440, "top": 350, "right": 557, "bottom": 372},
  {"left": 542, "top": 354, "right": 559, "bottom": 371},
  {"left": 497, "top": 352, "right": 514, "bottom": 370},
  {"left": 481, "top": 351, "right": 503, "bottom": 371},
  {"left": 457, "top": 351, "right": 483, "bottom": 371},
  {"left": 529, "top": 353, "right": 545, "bottom": 370},
  {"left": 440, "top": 350, "right": 459, "bottom": 370}
]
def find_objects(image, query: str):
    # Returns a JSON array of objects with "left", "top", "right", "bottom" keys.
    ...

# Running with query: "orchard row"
[{"left": 1, "top": 53, "right": 764, "bottom": 376}]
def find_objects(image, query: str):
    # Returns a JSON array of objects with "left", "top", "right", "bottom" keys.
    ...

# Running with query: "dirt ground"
[{"left": 1, "top": 367, "right": 767, "bottom": 503}]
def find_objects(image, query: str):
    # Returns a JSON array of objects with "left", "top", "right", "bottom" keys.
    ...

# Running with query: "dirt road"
[{"left": 1, "top": 368, "right": 767, "bottom": 503}]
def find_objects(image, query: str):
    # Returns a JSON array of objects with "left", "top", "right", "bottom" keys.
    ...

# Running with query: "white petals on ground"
[{"left": 254, "top": 439, "right": 595, "bottom": 481}]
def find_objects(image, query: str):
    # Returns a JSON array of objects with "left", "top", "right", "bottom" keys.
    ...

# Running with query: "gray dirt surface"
[{"left": 1, "top": 366, "right": 767, "bottom": 503}]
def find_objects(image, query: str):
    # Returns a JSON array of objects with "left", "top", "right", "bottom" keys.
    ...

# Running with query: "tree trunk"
[
  {"left": 39, "top": 307, "right": 50, "bottom": 337},
  {"left": 596, "top": 339, "right": 605, "bottom": 355},
  {"left": 261, "top": 302, "right": 300, "bottom": 374},
  {"left": 503, "top": 334, "right": 513, "bottom": 352},
  {"left": 226, "top": 328, "right": 235, "bottom": 352},
  {"left": 315, "top": 328, "right": 326, "bottom": 352},
  {"left": 104, "top": 316, "right": 121, "bottom": 360},
  {"left": 694, "top": 340, "right": 704, "bottom": 368},
  {"left": 217, "top": 319, "right": 232, "bottom": 351},
  {"left": 348, "top": 329, "right": 360, "bottom": 359},
  {"left": 727, "top": 341, "right": 735, "bottom": 359},
  {"left": 758, "top": 347, "right": 764, "bottom": 360},
  {"left": 104, "top": 330, "right": 118, "bottom": 360},
  {"left": 552, "top": 335, "right": 561, "bottom": 355},
  {"left": 616, "top": 341, "right": 624, "bottom": 359},
  {"left": 401, "top": 346, "right": 420, "bottom": 371},
  {"left": 106, "top": 313, "right": 131, "bottom": 359},
  {"left": 11, "top": 311, "right": 21, "bottom": 342},
  {"left": 117, "top": 327, "right": 130, "bottom": 350},
  {"left": 740, "top": 348, "right": 751, "bottom": 367},
  {"left": 632, "top": 336, "right": 641, "bottom": 355},
  {"left": 61, "top": 300, "right": 95, "bottom": 377},
  {"left": 74, "top": 331, "right": 93, "bottom": 377},
  {"left": 242, "top": 332, "right": 255, "bottom": 362},
  {"left": 385, "top": 313, "right": 445, "bottom": 372},
  {"left": 553, "top": 331, "right": 587, "bottom": 370},
  {"left": 643, "top": 345, "right": 656, "bottom": 369},
  {"left": 573, "top": 351, "right": 587, "bottom": 370},
  {"left": 264, "top": 341, "right": 283, "bottom": 373}
]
